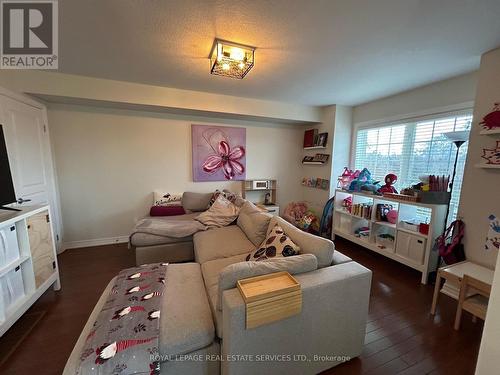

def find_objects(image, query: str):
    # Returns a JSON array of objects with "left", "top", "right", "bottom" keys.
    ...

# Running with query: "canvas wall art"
[{"left": 191, "top": 124, "right": 246, "bottom": 181}]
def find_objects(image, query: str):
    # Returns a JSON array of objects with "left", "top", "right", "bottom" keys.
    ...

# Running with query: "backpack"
[{"left": 435, "top": 219, "right": 465, "bottom": 265}]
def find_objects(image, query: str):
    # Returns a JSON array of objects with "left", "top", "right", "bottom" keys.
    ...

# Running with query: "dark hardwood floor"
[{"left": 0, "top": 238, "right": 483, "bottom": 374}]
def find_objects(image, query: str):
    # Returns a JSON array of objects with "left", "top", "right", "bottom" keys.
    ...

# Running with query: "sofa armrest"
[{"left": 221, "top": 262, "right": 371, "bottom": 375}]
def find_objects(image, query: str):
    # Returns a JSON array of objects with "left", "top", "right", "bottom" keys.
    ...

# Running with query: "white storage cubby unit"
[
  {"left": 332, "top": 189, "right": 447, "bottom": 284},
  {"left": 0, "top": 205, "right": 60, "bottom": 336}
]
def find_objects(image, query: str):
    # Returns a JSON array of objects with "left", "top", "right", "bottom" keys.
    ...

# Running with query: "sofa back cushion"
[
  {"left": 195, "top": 196, "right": 240, "bottom": 227},
  {"left": 268, "top": 216, "right": 334, "bottom": 268},
  {"left": 217, "top": 254, "right": 318, "bottom": 310},
  {"left": 182, "top": 191, "right": 213, "bottom": 212},
  {"left": 237, "top": 201, "right": 272, "bottom": 247}
]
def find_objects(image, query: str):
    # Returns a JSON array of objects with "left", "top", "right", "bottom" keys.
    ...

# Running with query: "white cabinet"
[
  {"left": 396, "top": 231, "right": 426, "bottom": 265},
  {"left": 0, "top": 205, "right": 60, "bottom": 337},
  {"left": 332, "top": 189, "right": 447, "bottom": 284}
]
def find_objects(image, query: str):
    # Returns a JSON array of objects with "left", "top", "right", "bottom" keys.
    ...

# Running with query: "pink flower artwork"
[{"left": 192, "top": 125, "right": 246, "bottom": 181}]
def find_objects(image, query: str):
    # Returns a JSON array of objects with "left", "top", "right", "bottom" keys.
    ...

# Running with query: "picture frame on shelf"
[{"left": 316, "top": 132, "right": 328, "bottom": 147}]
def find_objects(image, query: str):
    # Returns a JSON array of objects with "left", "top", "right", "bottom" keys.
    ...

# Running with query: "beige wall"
[
  {"left": 458, "top": 48, "right": 500, "bottom": 269},
  {"left": 353, "top": 72, "right": 477, "bottom": 125},
  {"left": 48, "top": 104, "right": 303, "bottom": 246}
]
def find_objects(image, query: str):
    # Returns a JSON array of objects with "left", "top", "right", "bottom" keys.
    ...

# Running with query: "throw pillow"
[
  {"left": 246, "top": 224, "right": 300, "bottom": 261},
  {"left": 237, "top": 201, "right": 272, "bottom": 247},
  {"left": 209, "top": 189, "right": 244, "bottom": 206},
  {"left": 153, "top": 191, "right": 182, "bottom": 206},
  {"left": 149, "top": 205, "right": 185, "bottom": 217},
  {"left": 195, "top": 195, "right": 240, "bottom": 227},
  {"left": 181, "top": 191, "right": 213, "bottom": 212}
]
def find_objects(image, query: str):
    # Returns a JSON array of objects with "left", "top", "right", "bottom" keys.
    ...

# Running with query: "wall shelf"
[
  {"left": 332, "top": 189, "right": 447, "bottom": 284},
  {"left": 303, "top": 146, "right": 326, "bottom": 150},
  {"left": 479, "top": 128, "right": 500, "bottom": 135},
  {"left": 475, "top": 164, "right": 500, "bottom": 169}
]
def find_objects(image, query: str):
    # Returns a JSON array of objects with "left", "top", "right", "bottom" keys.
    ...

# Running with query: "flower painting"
[{"left": 192, "top": 125, "right": 246, "bottom": 181}]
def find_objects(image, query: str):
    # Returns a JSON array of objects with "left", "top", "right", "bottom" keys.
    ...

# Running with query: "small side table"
[{"left": 431, "top": 261, "right": 494, "bottom": 315}]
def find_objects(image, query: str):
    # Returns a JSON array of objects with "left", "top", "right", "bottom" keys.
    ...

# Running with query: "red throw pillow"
[{"left": 150, "top": 205, "right": 185, "bottom": 217}]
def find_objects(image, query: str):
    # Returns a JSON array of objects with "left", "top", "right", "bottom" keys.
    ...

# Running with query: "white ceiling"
[{"left": 59, "top": 0, "right": 500, "bottom": 106}]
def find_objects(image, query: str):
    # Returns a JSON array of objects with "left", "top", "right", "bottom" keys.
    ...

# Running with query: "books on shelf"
[{"left": 302, "top": 153, "right": 329, "bottom": 164}]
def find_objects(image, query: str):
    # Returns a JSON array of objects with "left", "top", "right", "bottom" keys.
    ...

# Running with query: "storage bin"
[
  {"left": 0, "top": 224, "right": 20, "bottom": 265},
  {"left": 396, "top": 231, "right": 427, "bottom": 264},
  {"left": 1, "top": 266, "right": 25, "bottom": 310}
]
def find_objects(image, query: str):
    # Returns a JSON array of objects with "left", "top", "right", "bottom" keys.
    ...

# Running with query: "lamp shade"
[{"left": 443, "top": 130, "right": 470, "bottom": 144}]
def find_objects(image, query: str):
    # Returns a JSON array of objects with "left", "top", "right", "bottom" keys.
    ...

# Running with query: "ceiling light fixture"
[{"left": 209, "top": 39, "right": 255, "bottom": 79}]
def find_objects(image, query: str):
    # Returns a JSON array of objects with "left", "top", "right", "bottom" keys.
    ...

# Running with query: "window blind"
[{"left": 354, "top": 111, "right": 472, "bottom": 225}]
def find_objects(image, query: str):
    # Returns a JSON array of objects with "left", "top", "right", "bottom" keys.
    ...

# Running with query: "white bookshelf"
[
  {"left": 332, "top": 189, "right": 447, "bottom": 284},
  {"left": 0, "top": 205, "right": 60, "bottom": 336}
]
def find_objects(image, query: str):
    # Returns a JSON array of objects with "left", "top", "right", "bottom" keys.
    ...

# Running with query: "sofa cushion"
[
  {"left": 333, "top": 250, "right": 352, "bottom": 265},
  {"left": 217, "top": 254, "right": 318, "bottom": 311},
  {"left": 182, "top": 191, "right": 213, "bottom": 212},
  {"left": 201, "top": 253, "right": 248, "bottom": 338},
  {"left": 237, "top": 201, "right": 272, "bottom": 247},
  {"left": 246, "top": 224, "right": 300, "bottom": 261},
  {"left": 161, "top": 263, "right": 215, "bottom": 357},
  {"left": 195, "top": 195, "right": 240, "bottom": 227},
  {"left": 269, "top": 216, "right": 335, "bottom": 268},
  {"left": 194, "top": 226, "right": 255, "bottom": 264}
]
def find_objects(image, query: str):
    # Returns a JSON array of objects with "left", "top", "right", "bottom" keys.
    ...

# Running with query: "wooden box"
[{"left": 237, "top": 271, "right": 302, "bottom": 329}]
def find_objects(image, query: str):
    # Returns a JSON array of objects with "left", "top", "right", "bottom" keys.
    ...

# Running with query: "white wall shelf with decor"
[
  {"left": 332, "top": 189, "right": 447, "bottom": 284},
  {"left": 303, "top": 146, "right": 327, "bottom": 150},
  {"left": 479, "top": 128, "right": 500, "bottom": 135},
  {"left": 475, "top": 164, "right": 500, "bottom": 169},
  {"left": 0, "top": 205, "right": 60, "bottom": 336}
]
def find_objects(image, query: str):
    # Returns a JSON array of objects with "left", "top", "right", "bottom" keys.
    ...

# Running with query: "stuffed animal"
[
  {"left": 348, "top": 168, "right": 380, "bottom": 192},
  {"left": 378, "top": 173, "right": 398, "bottom": 194}
]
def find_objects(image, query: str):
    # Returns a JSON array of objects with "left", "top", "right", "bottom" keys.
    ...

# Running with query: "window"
[{"left": 354, "top": 111, "right": 472, "bottom": 225}]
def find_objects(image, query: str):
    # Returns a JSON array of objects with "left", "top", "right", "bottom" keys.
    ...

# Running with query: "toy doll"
[{"left": 378, "top": 173, "right": 398, "bottom": 194}]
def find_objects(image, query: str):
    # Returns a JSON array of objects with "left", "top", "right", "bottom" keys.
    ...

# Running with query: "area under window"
[{"left": 354, "top": 111, "right": 472, "bottom": 225}]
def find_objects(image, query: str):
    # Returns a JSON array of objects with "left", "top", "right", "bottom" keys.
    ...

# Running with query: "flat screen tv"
[{"left": 0, "top": 125, "right": 18, "bottom": 211}]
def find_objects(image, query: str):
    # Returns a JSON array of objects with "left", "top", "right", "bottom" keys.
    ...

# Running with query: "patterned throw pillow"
[
  {"left": 153, "top": 191, "right": 182, "bottom": 206},
  {"left": 246, "top": 224, "right": 300, "bottom": 261},
  {"left": 209, "top": 189, "right": 237, "bottom": 206}
]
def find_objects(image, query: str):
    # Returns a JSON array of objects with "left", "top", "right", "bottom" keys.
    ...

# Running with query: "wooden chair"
[{"left": 454, "top": 274, "right": 491, "bottom": 330}]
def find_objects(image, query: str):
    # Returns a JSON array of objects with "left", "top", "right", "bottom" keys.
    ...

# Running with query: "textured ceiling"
[{"left": 58, "top": 0, "right": 500, "bottom": 106}]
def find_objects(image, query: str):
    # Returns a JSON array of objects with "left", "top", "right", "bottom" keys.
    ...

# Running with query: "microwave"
[{"left": 252, "top": 180, "right": 270, "bottom": 190}]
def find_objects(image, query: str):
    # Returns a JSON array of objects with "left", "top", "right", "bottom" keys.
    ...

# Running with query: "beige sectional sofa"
[{"left": 66, "top": 203, "right": 372, "bottom": 375}]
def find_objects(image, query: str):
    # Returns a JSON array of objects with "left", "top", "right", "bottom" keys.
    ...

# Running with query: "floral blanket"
[{"left": 76, "top": 263, "right": 168, "bottom": 375}]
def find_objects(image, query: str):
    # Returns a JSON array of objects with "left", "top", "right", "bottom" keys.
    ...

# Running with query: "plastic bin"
[
  {"left": 0, "top": 224, "right": 20, "bottom": 265},
  {"left": 1, "top": 266, "right": 25, "bottom": 310}
]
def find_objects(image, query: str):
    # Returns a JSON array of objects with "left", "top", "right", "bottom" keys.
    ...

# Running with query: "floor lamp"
[
  {"left": 442, "top": 130, "right": 470, "bottom": 229},
  {"left": 434, "top": 130, "right": 470, "bottom": 270}
]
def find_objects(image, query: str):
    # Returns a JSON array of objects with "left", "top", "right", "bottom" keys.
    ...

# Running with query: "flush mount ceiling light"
[{"left": 209, "top": 39, "right": 255, "bottom": 79}]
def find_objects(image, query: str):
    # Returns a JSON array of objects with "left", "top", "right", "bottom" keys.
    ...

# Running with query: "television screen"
[{"left": 0, "top": 125, "right": 16, "bottom": 206}]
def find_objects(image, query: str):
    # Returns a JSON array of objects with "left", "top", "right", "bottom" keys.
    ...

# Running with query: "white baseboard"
[{"left": 61, "top": 236, "right": 129, "bottom": 251}]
